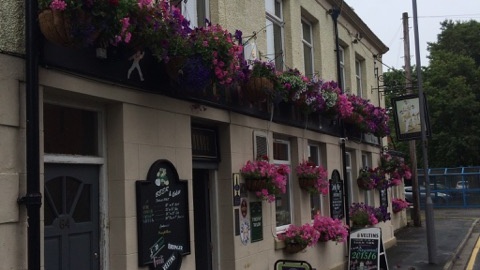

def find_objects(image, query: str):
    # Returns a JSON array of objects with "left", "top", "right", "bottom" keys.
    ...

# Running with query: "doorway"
[
  {"left": 193, "top": 169, "right": 213, "bottom": 270},
  {"left": 44, "top": 163, "right": 100, "bottom": 270}
]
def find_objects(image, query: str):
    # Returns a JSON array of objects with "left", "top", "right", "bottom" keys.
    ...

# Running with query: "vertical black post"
[
  {"left": 329, "top": 7, "right": 350, "bottom": 227},
  {"left": 412, "top": 0, "right": 437, "bottom": 263},
  {"left": 21, "top": 0, "right": 42, "bottom": 269}
]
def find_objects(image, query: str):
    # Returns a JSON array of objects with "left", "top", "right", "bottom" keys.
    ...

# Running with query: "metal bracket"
[{"left": 18, "top": 192, "right": 42, "bottom": 206}]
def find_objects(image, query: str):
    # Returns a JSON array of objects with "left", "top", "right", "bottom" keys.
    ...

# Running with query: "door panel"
[
  {"left": 44, "top": 164, "right": 100, "bottom": 270},
  {"left": 193, "top": 169, "right": 213, "bottom": 270}
]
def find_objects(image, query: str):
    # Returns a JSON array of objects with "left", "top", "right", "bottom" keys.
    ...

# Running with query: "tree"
[{"left": 383, "top": 19, "right": 480, "bottom": 167}]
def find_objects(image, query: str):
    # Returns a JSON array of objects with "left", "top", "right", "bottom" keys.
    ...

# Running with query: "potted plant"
[
  {"left": 342, "top": 95, "right": 390, "bottom": 137},
  {"left": 357, "top": 168, "right": 385, "bottom": 190},
  {"left": 378, "top": 152, "right": 412, "bottom": 186},
  {"left": 243, "top": 60, "right": 278, "bottom": 104},
  {"left": 349, "top": 202, "right": 391, "bottom": 228},
  {"left": 127, "top": 1, "right": 192, "bottom": 82},
  {"left": 38, "top": 0, "right": 136, "bottom": 47},
  {"left": 295, "top": 161, "right": 328, "bottom": 195},
  {"left": 312, "top": 215, "right": 348, "bottom": 243},
  {"left": 392, "top": 198, "right": 410, "bottom": 213},
  {"left": 184, "top": 21, "right": 244, "bottom": 90},
  {"left": 278, "top": 223, "right": 320, "bottom": 253},
  {"left": 239, "top": 155, "right": 290, "bottom": 202}
]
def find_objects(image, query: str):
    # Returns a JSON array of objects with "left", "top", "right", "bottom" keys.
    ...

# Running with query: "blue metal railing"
[{"left": 415, "top": 167, "right": 480, "bottom": 208}]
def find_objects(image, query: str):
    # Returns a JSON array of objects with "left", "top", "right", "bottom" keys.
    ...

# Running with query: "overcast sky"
[{"left": 346, "top": 1, "right": 480, "bottom": 70}]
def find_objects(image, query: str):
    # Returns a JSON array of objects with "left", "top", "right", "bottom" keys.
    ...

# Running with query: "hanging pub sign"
[
  {"left": 391, "top": 94, "right": 431, "bottom": 141},
  {"left": 329, "top": 169, "right": 344, "bottom": 219},
  {"left": 348, "top": 227, "right": 389, "bottom": 270},
  {"left": 136, "top": 159, "right": 190, "bottom": 270}
]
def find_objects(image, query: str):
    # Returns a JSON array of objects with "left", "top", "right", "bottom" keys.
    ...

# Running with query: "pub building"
[{"left": 0, "top": 0, "right": 408, "bottom": 269}]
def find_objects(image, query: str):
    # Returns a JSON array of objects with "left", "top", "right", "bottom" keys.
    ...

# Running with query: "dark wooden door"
[
  {"left": 44, "top": 163, "right": 100, "bottom": 270},
  {"left": 193, "top": 169, "right": 213, "bottom": 270}
]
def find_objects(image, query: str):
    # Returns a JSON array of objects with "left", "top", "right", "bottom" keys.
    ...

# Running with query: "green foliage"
[{"left": 385, "top": 20, "right": 480, "bottom": 167}]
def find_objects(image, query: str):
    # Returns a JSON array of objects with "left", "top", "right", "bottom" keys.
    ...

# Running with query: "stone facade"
[{"left": 0, "top": 0, "right": 408, "bottom": 269}]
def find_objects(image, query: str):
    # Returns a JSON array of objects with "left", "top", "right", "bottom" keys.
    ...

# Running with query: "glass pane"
[
  {"left": 273, "top": 142, "right": 288, "bottom": 161},
  {"left": 276, "top": 175, "right": 291, "bottom": 226},
  {"left": 274, "top": 0, "right": 281, "bottom": 18},
  {"left": 303, "top": 44, "right": 313, "bottom": 77},
  {"left": 46, "top": 177, "right": 63, "bottom": 214},
  {"left": 66, "top": 177, "right": 81, "bottom": 214},
  {"left": 44, "top": 103, "right": 98, "bottom": 155},
  {"left": 302, "top": 21, "right": 311, "bottom": 43},
  {"left": 309, "top": 146, "right": 321, "bottom": 219},
  {"left": 273, "top": 23, "right": 283, "bottom": 71},
  {"left": 44, "top": 195, "right": 56, "bottom": 225},
  {"left": 72, "top": 184, "right": 91, "bottom": 222}
]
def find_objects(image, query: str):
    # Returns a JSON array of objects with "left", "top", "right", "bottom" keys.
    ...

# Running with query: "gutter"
[
  {"left": 17, "top": 0, "right": 42, "bottom": 270},
  {"left": 329, "top": 6, "right": 350, "bottom": 229}
]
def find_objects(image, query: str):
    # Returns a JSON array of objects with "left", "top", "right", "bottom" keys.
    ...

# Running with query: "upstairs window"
[
  {"left": 339, "top": 47, "right": 346, "bottom": 92},
  {"left": 355, "top": 59, "right": 363, "bottom": 97},
  {"left": 302, "top": 19, "right": 314, "bottom": 78},
  {"left": 265, "top": 0, "right": 284, "bottom": 71},
  {"left": 181, "top": 0, "right": 209, "bottom": 28}
]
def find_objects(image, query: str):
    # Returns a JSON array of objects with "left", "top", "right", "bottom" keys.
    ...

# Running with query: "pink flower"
[
  {"left": 49, "top": 0, "right": 67, "bottom": 10},
  {"left": 124, "top": 32, "right": 132, "bottom": 43}
]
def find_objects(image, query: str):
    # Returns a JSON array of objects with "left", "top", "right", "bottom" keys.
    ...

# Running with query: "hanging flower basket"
[
  {"left": 284, "top": 242, "right": 307, "bottom": 254},
  {"left": 298, "top": 177, "right": 316, "bottom": 190},
  {"left": 357, "top": 177, "right": 375, "bottom": 190},
  {"left": 38, "top": 9, "right": 99, "bottom": 47},
  {"left": 244, "top": 77, "right": 272, "bottom": 103},
  {"left": 38, "top": 9, "right": 73, "bottom": 46},
  {"left": 245, "top": 178, "right": 268, "bottom": 192},
  {"left": 164, "top": 56, "right": 187, "bottom": 83}
]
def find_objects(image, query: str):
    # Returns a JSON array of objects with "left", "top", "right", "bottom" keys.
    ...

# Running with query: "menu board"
[
  {"left": 329, "top": 169, "right": 344, "bottom": 219},
  {"left": 379, "top": 188, "right": 388, "bottom": 208},
  {"left": 250, "top": 201, "right": 263, "bottom": 242},
  {"left": 136, "top": 160, "right": 190, "bottom": 270},
  {"left": 348, "top": 227, "right": 388, "bottom": 270}
]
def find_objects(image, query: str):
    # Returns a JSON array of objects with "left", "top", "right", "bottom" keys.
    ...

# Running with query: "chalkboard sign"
[
  {"left": 348, "top": 227, "right": 388, "bottom": 270},
  {"left": 329, "top": 170, "right": 344, "bottom": 219},
  {"left": 379, "top": 188, "right": 388, "bottom": 208},
  {"left": 136, "top": 160, "right": 190, "bottom": 270},
  {"left": 250, "top": 201, "right": 263, "bottom": 242}
]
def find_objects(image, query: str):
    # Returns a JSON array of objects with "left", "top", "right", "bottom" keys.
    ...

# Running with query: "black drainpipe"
[
  {"left": 329, "top": 6, "right": 350, "bottom": 228},
  {"left": 18, "top": 0, "right": 42, "bottom": 269}
]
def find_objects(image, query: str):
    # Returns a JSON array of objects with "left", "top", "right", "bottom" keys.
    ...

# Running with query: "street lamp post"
[{"left": 411, "top": 0, "right": 437, "bottom": 264}]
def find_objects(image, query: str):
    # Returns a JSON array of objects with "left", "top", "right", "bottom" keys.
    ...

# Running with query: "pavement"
[{"left": 386, "top": 208, "right": 480, "bottom": 270}]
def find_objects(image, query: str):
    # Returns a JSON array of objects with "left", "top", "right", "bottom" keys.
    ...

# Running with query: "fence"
[{"left": 411, "top": 167, "right": 480, "bottom": 208}]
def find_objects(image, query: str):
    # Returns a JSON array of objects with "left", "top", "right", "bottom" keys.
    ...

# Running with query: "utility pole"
[
  {"left": 402, "top": 12, "right": 421, "bottom": 227},
  {"left": 412, "top": 0, "right": 437, "bottom": 264}
]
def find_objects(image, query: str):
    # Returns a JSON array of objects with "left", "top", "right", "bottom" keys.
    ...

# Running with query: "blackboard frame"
[
  {"left": 348, "top": 227, "right": 388, "bottom": 270},
  {"left": 136, "top": 159, "right": 190, "bottom": 269},
  {"left": 329, "top": 169, "right": 345, "bottom": 219}
]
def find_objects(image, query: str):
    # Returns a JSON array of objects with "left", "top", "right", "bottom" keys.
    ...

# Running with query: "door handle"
[{"left": 94, "top": 252, "right": 99, "bottom": 259}]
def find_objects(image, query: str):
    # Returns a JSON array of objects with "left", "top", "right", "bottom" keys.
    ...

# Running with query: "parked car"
[
  {"left": 455, "top": 180, "right": 469, "bottom": 189},
  {"left": 404, "top": 186, "right": 451, "bottom": 204}
]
